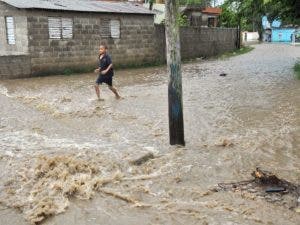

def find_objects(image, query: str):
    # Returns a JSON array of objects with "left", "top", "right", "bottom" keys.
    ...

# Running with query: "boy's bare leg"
[
  {"left": 94, "top": 84, "right": 104, "bottom": 101},
  {"left": 109, "top": 86, "right": 121, "bottom": 99}
]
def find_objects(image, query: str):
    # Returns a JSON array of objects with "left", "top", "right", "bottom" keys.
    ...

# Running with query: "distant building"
[
  {"left": 142, "top": 3, "right": 222, "bottom": 27},
  {"left": 182, "top": 6, "right": 222, "bottom": 27},
  {"left": 271, "top": 28, "right": 296, "bottom": 42},
  {"left": 143, "top": 3, "right": 165, "bottom": 24},
  {"left": 293, "top": 28, "right": 300, "bottom": 44},
  {"left": 262, "top": 16, "right": 298, "bottom": 43},
  {"left": 242, "top": 32, "right": 259, "bottom": 43}
]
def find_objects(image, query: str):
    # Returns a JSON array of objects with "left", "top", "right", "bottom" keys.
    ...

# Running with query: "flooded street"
[{"left": 0, "top": 44, "right": 299, "bottom": 225}]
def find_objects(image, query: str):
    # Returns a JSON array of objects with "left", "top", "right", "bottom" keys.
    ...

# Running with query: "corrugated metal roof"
[{"left": 1, "top": 0, "right": 154, "bottom": 15}]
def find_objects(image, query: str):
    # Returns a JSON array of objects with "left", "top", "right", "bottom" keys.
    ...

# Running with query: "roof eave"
[
  {"left": 1, "top": 0, "right": 155, "bottom": 15},
  {"left": 22, "top": 7, "right": 155, "bottom": 15}
]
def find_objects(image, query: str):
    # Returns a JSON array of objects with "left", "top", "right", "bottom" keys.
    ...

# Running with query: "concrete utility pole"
[{"left": 165, "top": 0, "right": 185, "bottom": 146}]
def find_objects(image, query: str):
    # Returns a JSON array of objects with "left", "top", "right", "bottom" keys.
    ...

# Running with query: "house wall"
[
  {"left": 242, "top": 32, "right": 259, "bottom": 43},
  {"left": 0, "top": 5, "right": 238, "bottom": 79},
  {"left": 272, "top": 29, "right": 295, "bottom": 42},
  {"left": 26, "top": 10, "right": 156, "bottom": 76},
  {"left": 0, "top": 55, "right": 31, "bottom": 79},
  {"left": 0, "top": 2, "right": 29, "bottom": 56},
  {"left": 201, "top": 14, "right": 209, "bottom": 26},
  {"left": 143, "top": 3, "right": 165, "bottom": 24}
]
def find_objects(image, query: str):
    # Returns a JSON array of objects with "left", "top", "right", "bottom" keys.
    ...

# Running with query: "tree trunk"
[{"left": 165, "top": 0, "right": 185, "bottom": 146}]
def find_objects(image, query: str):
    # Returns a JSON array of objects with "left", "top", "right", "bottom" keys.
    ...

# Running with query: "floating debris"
[
  {"left": 130, "top": 152, "right": 155, "bottom": 166},
  {"left": 265, "top": 187, "right": 286, "bottom": 193},
  {"left": 217, "top": 168, "right": 300, "bottom": 210},
  {"left": 0, "top": 155, "right": 123, "bottom": 224},
  {"left": 216, "top": 139, "right": 234, "bottom": 147},
  {"left": 60, "top": 96, "right": 72, "bottom": 103}
]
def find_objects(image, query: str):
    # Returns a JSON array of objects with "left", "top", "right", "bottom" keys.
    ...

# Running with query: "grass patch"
[
  {"left": 219, "top": 46, "right": 254, "bottom": 59},
  {"left": 294, "top": 61, "right": 300, "bottom": 79}
]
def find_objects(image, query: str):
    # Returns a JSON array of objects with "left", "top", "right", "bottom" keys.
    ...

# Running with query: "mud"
[{"left": 0, "top": 44, "right": 299, "bottom": 225}]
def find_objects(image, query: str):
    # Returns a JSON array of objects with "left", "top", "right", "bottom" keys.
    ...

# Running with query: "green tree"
[
  {"left": 161, "top": 13, "right": 188, "bottom": 26},
  {"left": 265, "top": 0, "right": 300, "bottom": 25},
  {"left": 240, "top": 0, "right": 265, "bottom": 39},
  {"left": 220, "top": 0, "right": 266, "bottom": 41},
  {"left": 219, "top": 0, "right": 239, "bottom": 27},
  {"left": 178, "top": 0, "right": 212, "bottom": 6},
  {"left": 220, "top": 0, "right": 300, "bottom": 35}
]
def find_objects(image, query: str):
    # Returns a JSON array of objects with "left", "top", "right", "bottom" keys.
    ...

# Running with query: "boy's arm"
[
  {"left": 94, "top": 66, "right": 101, "bottom": 73},
  {"left": 101, "top": 63, "right": 113, "bottom": 75}
]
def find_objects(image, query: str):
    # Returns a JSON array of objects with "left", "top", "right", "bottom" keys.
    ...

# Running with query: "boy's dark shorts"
[{"left": 96, "top": 75, "right": 112, "bottom": 86}]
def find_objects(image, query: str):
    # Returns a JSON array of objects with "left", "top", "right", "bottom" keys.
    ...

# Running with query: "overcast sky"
[{"left": 214, "top": 0, "right": 225, "bottom": 6}]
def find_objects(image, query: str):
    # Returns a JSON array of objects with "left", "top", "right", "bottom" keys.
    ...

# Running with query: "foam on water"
[
  {"left": 0, "top": 84, "right": 11, "bottom": 97},
  {"left": 0, "top": 130, "right": 111, "bottom": 155}
]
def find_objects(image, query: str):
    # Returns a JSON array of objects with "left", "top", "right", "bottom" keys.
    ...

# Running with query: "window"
[
  {"left": 48, "top": 17, "right": 73, "bottom": 39},
  {"left": 48, "top": 17, "right": 61, "bottom": 39},
  {"left": 208, "top": 17, "right": 215, "bottom": 27},
  {"left": 100, "top": 19, "right": 120, "bottom": 39},
  {"left": 100, "top": 19, "right": 110, "bottom": 38},
  {"left": 62, "top": 18, "right": 73, "bottom": 39},
  {"left": 278, "top": 32, "right": 282, "bottom": 41},
  {"left": 110, "top": 20, "right": 120, "bottom": 39},
  {"left": 5, "top": 16, "right": 15, "bottom": 45}
]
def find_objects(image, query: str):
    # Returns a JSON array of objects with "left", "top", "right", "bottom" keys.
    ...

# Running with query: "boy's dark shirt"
[{"left": 99, "top": 54, "right": 114, "bottom": 77}]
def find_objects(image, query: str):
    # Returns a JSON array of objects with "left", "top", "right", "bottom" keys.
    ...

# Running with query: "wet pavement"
[{"left": 0, "top": 43, "right": 299, "bottom": 225}]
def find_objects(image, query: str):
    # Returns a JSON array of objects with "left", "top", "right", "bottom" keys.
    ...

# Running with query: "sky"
[{"left": 213, "top": 0, "right": 225, "bottom": 6}]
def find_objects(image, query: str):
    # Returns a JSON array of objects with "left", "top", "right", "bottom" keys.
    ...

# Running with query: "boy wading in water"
[{"left": 94, "top": 45, "right": 121, "bottom": 100}]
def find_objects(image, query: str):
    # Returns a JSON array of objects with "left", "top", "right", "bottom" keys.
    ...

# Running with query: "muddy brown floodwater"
[{"left": 0, "top": 44, "right": 299, "bottom": 225}]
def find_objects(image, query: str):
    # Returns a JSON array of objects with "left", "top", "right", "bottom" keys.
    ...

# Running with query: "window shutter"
[
  {"left": 62, "top": 18, "right": 73, "bottom": 39},
  {"left": 48, "top": 17, "right": 61, "bottom": 39},
  {"left": 110, "top": 20, "right": 120, "bottom": 39},
  {"left": 5, "top": 17, "right": 15, "bottom": 45},
  {"left": 100, "top": 19, "right": 110, "bottom": 38}
]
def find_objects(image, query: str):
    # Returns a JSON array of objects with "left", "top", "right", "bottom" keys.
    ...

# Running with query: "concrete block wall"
[
  {"left": 109, "top": 15, "right": 157, "bottom": 67},
  {"left": 0, "top": 55, "right": 31, "bottom": 79},
  {"left": 155, "top": 25, "right": 238, "bottom": 60},
  {"left": 0, "top": 2, "right": 238, "bottom": 79},
  {"left": 182, "top": 26, "right": 238, "bottom": 58},
  {"left": 27, "top": 10, "right": 156, "bottom": 76},
  {"left": 0, "top": 2, "right": 29, "bottom": 56},
  {"left": 154, "top": 25, "right": 166, "bottom": 63}
]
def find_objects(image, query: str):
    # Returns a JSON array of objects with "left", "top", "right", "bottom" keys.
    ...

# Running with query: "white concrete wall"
[
  {"left": 242, "top": 32, "right": 259, "bottom": 42},
  {"left": 0, "top": 2, "right": 29, "bottom": 56},
  {"left": 143, "top": 3, "right": 165, "bottom": 24}
]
